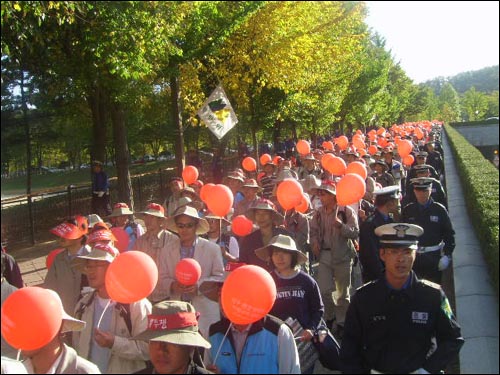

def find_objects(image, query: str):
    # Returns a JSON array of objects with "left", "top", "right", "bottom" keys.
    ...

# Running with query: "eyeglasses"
[
  {"left": 176, "top": 222, "right": 197, "bottom": 229},
  {"left": 385, "top": 248, "right": 415, "bottom": 257}
]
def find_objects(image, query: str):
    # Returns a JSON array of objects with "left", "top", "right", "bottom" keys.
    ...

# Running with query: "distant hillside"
[{"left": 422, "top": 65, "right": 499, "bottom": 94}]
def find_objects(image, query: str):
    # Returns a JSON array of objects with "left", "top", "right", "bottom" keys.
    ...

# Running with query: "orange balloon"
[
  {"left": 46, "top": 248, "right": 64, "bottom": 269},
  {"left": 272, "top": 156, "right": 282, "bottom": 165},
  {"left": 296, "top": 140, "right": 311, "bottom": 155},
  {"left": 231, "top": 215, "right": 254, "bottom": 236},
  {"left": 175, "top": 258, "right": 202, "bottom": 286},
  {"left": 1, "top": 287, "right": 63, "bottom": 350},
  {"left": 205, "top": 184, "right": 234, "bottom": 217},
  {"left": 335, "top": 136, "right": 349, "bottom": 151},
  {"left": 368, "top": 145, "right": 378, "bottom": 155},
  {"left": 242, "top": 157, "right": 257, "bottom": 172},
  {"left": 221, "top": 265, "right": 277, "bottom": 325},
  {"left": 403, "top": 154, "right": 415, "bottom": 166},
  {"left": 377, "top": 127, "right": 386, "bottom": 136},
  {"left": 182, "top": 165, "right": 199, "bottom": 185},
  {"left": 276, "top": 179, "right": 303, "bottom": 210},
  {"left": 295, "top": 194, "right": 310, "bottom": 213},
  {"left": 323, "top": 141, "right": 334, "bottom": 151},
  {"left": 322, "top": 154, "right": 346, "bottom": 175},
  {"left": 352, "top": 137, "right": 366, "bottom": 150},
  {"left": 346, "top": 161, "right": 367, "bottom": 180},
  {"left": 200, "top": 183, "right": 215, "bottom": 203},
  {"left": 398, "top": 140, "right": 413, "bottom": 158},
  {"left": 377, "top": 137, "right": 388, "bottom": 148},
  {"left": 336, "top": 173, "right": 366, "bottom": 206},
  {"left": 105, "top": 251, "right": 158, "bottom": 303},
  {"left": 415, "top": 128, "right": 424, "bottom": 140},
  {"left": 110, "top": 227, "right": 130, "bottom": 253},
  {"left": 260, "top": 153, "right": 272, "bottom": 165},
  {"left": 358, "top": 148, "right": 367, "bottom": 157}
]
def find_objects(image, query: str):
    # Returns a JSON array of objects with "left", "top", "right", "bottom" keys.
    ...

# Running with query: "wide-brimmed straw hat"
[
  {"left": 138, "top": 203, "right": 166, "bottom": 219},
  {"left": 74, "top": 243, "right": 120, "bottom": 273},
  {"left": 46, "top": 289, "right": 86, "bottom": 333},
  {"left": 300, "top": 174, "right": 321, "bottom": 193},
  {"left": 177, "top": 196, "right": 205, "bottom": 212},
  {"left": 204, "top": 211, "right": 230, "bottom": 226},
  {"left": 107, "top": 203, "right": 134, "bottom": 218},
  {"left": 315, "top": 179, "right": 337, "bottom": 195},
  {"left": 165, "top": 205, "right": 209, "bottom": 235},
  {"left": 245, "top": 198, "right": 284, "bottom": 225},
  {"left": 133, "top": 301, "right": 211, "bottom": 349},
  {"left": 242, "top": 179, "right": 262, "bottom": 190},
  {"left": 254, "top": 234, "right": 308, "bottom": 265}
]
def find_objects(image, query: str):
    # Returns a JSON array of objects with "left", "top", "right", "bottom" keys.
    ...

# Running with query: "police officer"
[
  {"left": 358, "top": 186, "right": 400, "bottom": 283},
  {"left": 425, "top": 141, "right": 444, "bottom": 176},
  {"left": 401, "top": 178, "right": 455, "bottom": 284},
  {"left": 340, "top": 223, "right": 464, "bottom": 374},
  {"left": 405, "top": 151, "right": 439, "bottom": 193},
  {"left": 402, "top": 165, "right": 447, "bottom": 208}
]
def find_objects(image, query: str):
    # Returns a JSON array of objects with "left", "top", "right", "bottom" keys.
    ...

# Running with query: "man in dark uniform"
[
  {"left": 91, "top": 160, "right": 111, "bottom": 217},
  {"left": 425, "top": 141, "right": 444, "bottom": 176},
  {"left": 401, "top": 178, "right": 455, "bottom": 284},
  {"left": 405, "top": 151, "right": 439, "bottom": 193},
  {"left": 340, "top": 223, "right": 464, "bottom": 374},
  {"left": 402, "top": 165, "right": 447, "bottom": 208},
  {"left": 358, "top": 186, "right": 400, "bottom": 283},
  {"left": 382, "top": 147, "right": 404, "bottom": 191}
]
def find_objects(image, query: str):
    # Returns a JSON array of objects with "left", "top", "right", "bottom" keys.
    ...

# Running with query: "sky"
[{"left": 364, "top": 1, "right": 499, "bottom": 83}]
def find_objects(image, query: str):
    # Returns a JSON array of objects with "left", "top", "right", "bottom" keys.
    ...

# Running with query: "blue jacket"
[{"left": 209, "top": 316, "right": 281, "bottom": 374}]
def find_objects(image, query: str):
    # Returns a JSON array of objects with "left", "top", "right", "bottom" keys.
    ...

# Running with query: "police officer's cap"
[
  {"left": 373, "top": 185, "right": 401, "bottom": 199},
  {"left": 375, "top": 223, "right": 424, "bottom": 250},
  {"left": 415, "top": 150, "right": 428, "bottom": 158},
  {"left": 411, "top": 177, "right": 434, "bottom": 190},
  {"left": 413, "top": 164, "right": 431, "bottom": 172}
]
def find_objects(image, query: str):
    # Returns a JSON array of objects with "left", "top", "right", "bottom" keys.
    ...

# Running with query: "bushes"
[{"left": 445, "top": 124, "right": 499, "bottom": 295}]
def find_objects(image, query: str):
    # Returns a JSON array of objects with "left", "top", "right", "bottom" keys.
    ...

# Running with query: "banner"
[{"left": 197, "top": 85, "right": 238, "bottom": 140}]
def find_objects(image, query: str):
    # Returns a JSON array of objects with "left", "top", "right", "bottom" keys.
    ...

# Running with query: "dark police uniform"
[
  {"left": 340, "top": 271, "right": 464, "bottom": 373},
  {"left": 401, "top": 181, "right": 455, "bottom": 284},
  {"left": 402, "top": 177, "right": 447, "bottom": 208}
]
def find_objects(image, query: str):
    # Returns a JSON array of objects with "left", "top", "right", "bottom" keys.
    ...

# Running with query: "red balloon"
[
  {"left": 182, "top": 165, "right": 199, "bottom": 185},
  {"left": 296, "top": 140, "right": 310, "bottom": 155},
  {"left": 352, "top": 137, "right": 366, "bottom": 150},
  {"left": 242, "top": 157, "right": 257, "bottom": 172},
  {"left": 205, "top": 184, "right": 234, "bottom": 217},
  {"left": 200, "top": 183, "right": 215, "bottom": 203},
  {"left": 1, "top": 287, "right": 63, "bottom": 350},
  {"left": 358, "top": 148, "right": 367, "bottom": 157},
  {"left": 260, "top": 153, "right": 272, "bottom": 165},
  {"left": 377, "top": 127, "right": 386, "bottom": 136},
  {"left": 398, "top": 140, "right": 413, "bottom": 158},
  {"left": 232, "top": 215, "right": 254, "bottom": 236},
  {"left": 276, "top": 179, "right": 303, "bottom": 210},
  {"left": 221, "top": 265, "right": 277, "bottom": 325},
  {"left": 368, "top": 145, "right": 378, "bottom": 155},
  {"left": 336, "top": 173, "right": 366, "bottom": 206},
  {"left": 322, "top": 141, "right": 334, "bottom": 151},
  {"left": 346, "top": 161, "right": 367, "bottom": 180},
  {"left": 335, "top": 136, "right": 349, "bottom": 151},
  {"left": 46, "top": 248, "right": 65, "bottom": 269},
  {"left": 403, "top": 154, "right": 415, "bottom": 166},
  {"left": 321, "top": 154, "right": 346, "bottom": 175},
  {"left": 295, "top": 194, "right": 310, "bottom": 213},
  {"left": 105, "top": 251, "right": 158, "bottom": 303},
  {"left": 175, "top": 258, "right": 202, "bottom": 286},
  {"left": 110, "top": 227, "right": 130, "bottom": 253}
]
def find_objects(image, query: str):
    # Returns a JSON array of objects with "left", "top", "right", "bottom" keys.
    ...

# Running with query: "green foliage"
[
  {"left": 448, "top": 65, "right": 499, "bottom": 94},
  {"left": 461, "top": 87, "right": 488, "bottom": 121},
  {"left": 445, "top": 124, "right": 499, "bottom": 295}
]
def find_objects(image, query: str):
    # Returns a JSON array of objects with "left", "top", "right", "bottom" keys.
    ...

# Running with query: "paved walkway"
[{"left": 442, "top": 129, "right": 499, "bottom": 374}]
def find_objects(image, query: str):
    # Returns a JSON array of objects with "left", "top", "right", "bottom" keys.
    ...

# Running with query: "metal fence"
[{"left": 1, "top": 156, "right": 241, "bottom": 249}]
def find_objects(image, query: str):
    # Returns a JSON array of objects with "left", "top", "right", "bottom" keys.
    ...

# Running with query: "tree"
[
  {"left": 438, "top": 82, "right": 461, "bottom": 122},
  {"left": 461, "top": 87, "right": 488, "bottom": 121}
]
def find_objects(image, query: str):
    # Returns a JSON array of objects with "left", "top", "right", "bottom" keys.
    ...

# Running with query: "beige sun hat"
[
  {"left": 133, "top": 301, "right": 211, "bottom": 349},
  {"left": 254, "top": 234, "right": 308, "bottom": 265},
  {"left": 165, "top": 205, "right": 209, "bottom": 235},
  {"left": 204, "top": 211, "right": 230, "bottom": 225},
  {"left": 299, "top": 174, "right": 321, "bottom": 194},
  {"left": 245, "top": 198, "right": 284, "bottom": 225},
  {"left": 73, "top": 243, "right": 120, "bottom": 273},
  {"left": 138, "top": 203, "right": 166, "bottom": 219},
  {"left": 177, "top": 196, "right": 205, "bottom": 212},
  {"left": 107, "top": 202, "right": 134, "bottom": 218},
  {"left": 44, "top": 289, "right": 86, "bottom": 333}
]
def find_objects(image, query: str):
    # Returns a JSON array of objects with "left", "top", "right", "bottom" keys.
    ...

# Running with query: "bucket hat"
[
  {"left": 107, "top": 203, "right": 134, "bottom": 218},
  {"left": 242, "top": 179, "right": 262, "bottom": 190},
  {"left": 133, "top": 301, "right": 211, "bottom": 349},
  {"left": 176, "top": 196, "right": 205, "bottom": 212},
  {"left": 254, "top": 234, "right": 308, "bottom": 265},
  {"left": 204, "top": 211, "right": 230, "bottom": 226},
  {"left": 138, "top": 203, "right": 166, "bottom": 219},
  {"left": 245, "top": 198, "right": 284, "bottom": 225},
  {"left": 46, "top": 289, "right": 86, "bottom": 333},
  {"left": 88, "top": 214, "right": 105, "bottom": 229},
  {"left": 299, "top": 174, "right": 321, "bottom": 194},
  {"left": 315, "top": 179, "right": 337, "bottom": 195},
  {"left": 165, "top": 205, "right": 209, "bottom": 235}
]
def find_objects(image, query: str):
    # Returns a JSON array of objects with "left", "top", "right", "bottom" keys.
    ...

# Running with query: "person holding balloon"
[
  {"left": 72, "top": 244, "right": 152, "bottom": 374},
  {"left": 224, "top": 170, "right": 245, "bottom": 208},
  {"left": 107, "top": 203, "right": 145, "bottom": 252},
  {"left": 164, "top": 205, "right": 225, "bottom": 339},
  {"left": 134, "top": 203, "right": 180, "bottom": 304},
  {"left": 310, "top": 181, "right": 359, "bottom": 339},
  {"left": 255, "top": 234, "right": 324, "bottom": 373},
  {"left": 2, "top": 287, "right": 100, "bottom": 374},
  {"left": 43, "top": 216, "right": 91, "bottom": 319},
  {"left": 204, "top": 212, "right": 239, "bottom": 266},
  {"left": 232, "top": 179, "right": 262, "bottom": 218}
]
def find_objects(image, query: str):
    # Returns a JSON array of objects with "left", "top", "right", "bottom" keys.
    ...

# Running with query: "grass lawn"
[{"left": 1, "top": 161, "right": 176, "bottom": 197}]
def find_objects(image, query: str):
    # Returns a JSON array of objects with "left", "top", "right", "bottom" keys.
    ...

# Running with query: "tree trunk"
[
  {"left": 170, "top": 71, "right": 185, "bottom": 176},
  {"left": 20, "top": 70, "right": 32, "bottom": 195},
  {"left": 87, "top": 85, "right": 107, "bottom": 163},
  {"left": 110, "top": 100, "right": 134, "bottom": 210}
]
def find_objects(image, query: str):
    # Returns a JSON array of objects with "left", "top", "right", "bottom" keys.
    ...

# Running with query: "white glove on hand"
[
  {"left": 411, "top": 368, "right": 430, "bottom": 374},
  {"left": 438, "top": 255, "right": 451, "bottom": 271},
  {"left": 97, "top": 191, "right": 105, "bottom": 198}
]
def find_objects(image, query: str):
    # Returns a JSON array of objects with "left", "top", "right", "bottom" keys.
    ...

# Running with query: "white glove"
[
  {"left": 97, "top": 191, "right": 105, "bottom": 198},
  {"left": 411, "top": 368, "right": 430, "bottom": 374},
  {"left": 438, "top": 255, "right": 451, "bottom": 271}
]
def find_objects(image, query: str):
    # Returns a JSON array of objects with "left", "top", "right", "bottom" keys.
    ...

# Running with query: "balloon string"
[
  {"left": 16, "top": 349, "right": 21, "bottom": 361},
  {"left": 212, "top": 322, "right": 232, "bottom": 365},
  {"left": 96, "top": 299, "right": 112, "bottom": 330}
]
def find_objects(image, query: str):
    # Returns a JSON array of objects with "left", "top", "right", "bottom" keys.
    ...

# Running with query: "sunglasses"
[{"left": 176, "top": 222, "right": 197, "bottom": 229}]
